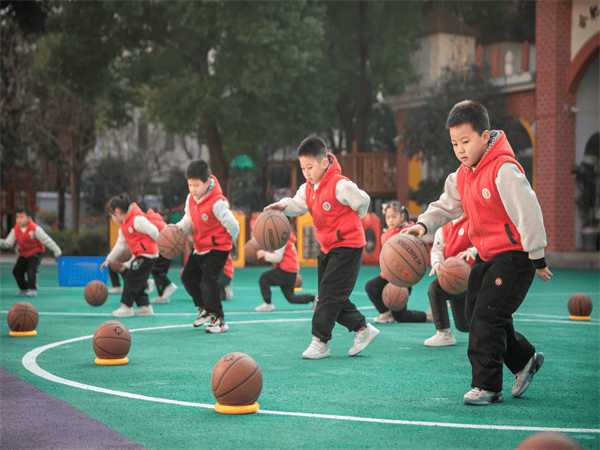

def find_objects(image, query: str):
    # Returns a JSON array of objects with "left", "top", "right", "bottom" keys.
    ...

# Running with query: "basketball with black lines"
[
  {"left": 254, "top": 210, "right": 292, "bottom": 251},
  {"left": 211, "top": 352, "right": 263, "bottom": 406},
  {"left": 7, "top": 302, "right": 39, "bottom": 332},
  {"left": 568, "top": 293, "right": 593, "bottom": 317},
  {"left": 382, "top": 283, "right": 409, "bottom": 311},
  {"left": 157, "top": 226, "right": 186, "bottom": 259},
  {"left": 379, "top": 234, "right": 428, "bottom": 287},
  {"left": 244, "top": 238, "right": 261, "bottom": 263},
  {"left": 92, "top": 320, "right": 131, "bottom": 360},
  {"left": 84, "top": 280, "right": 108, "bottom": 306},
  {"left": 438, "top": 257, "right": 471, "bottom": 295}
]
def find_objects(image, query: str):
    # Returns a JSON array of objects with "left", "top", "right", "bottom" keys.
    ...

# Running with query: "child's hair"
[
  {"left": 16, "top": 206, "right": 33, "bottom": 217},
  {"left": 297, "top": 136, "right": 328, "bottom": 160},
  {"left": 384, "top": 201, "right": 409, "bottom": 222},
  {"left": 445, "top": 100, "right": 490, "bottom": 135},
  {"left": 186, "top": 159, "right": 211, "bottom": 182},
  {"left": 106, "top": 193, "right": 131, "bottom": 215}
]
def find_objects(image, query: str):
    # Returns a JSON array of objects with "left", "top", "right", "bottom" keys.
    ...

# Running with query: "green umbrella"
[{"left": 231, "top": 154, "right": 255, "bottom": 170}]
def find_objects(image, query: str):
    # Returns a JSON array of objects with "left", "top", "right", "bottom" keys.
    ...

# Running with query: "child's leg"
[
  {"left": 181, "top": 254, "right": 205, "bottom": 309},
  {"left": 198, "top": 250, "right": 229, "bottom": 318},
  {"left": 365, "top": 275, "right": 388, "bottom": 313},
  {"left": 391, "top": 306, "right": 426, "bottom": 322},
  {"left": 12, "top": 256, "right": 30, "bottom": 291},
  {"left": 279, "top": 271, "right": 315, "bottom": 304},
  {"left": 448, "top": 296, "right": 469, "bottom": 332},
  {"left": 24, "top": 253, "right": 42, "bottom": 290},
  {"left": 151, "top": 255, "right": 172, "bottom": 296},
  {"left": 259, "top": 268, "right": 280, "bottom": 304},
  {"left": 109, "top": 268, "right": 121, "bottom": 288},
  {"left": 121, "top": 257, "right": 155, "bottom": 307}
]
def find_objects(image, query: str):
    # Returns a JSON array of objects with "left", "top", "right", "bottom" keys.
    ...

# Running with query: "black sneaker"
[
  {"left": 193, "top": 309, "right": 210, "bottom": 327},
  {"left": 205, "top": 316, "right": 229, "bottom": 334}
]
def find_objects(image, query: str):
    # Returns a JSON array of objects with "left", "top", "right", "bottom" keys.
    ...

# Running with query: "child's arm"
[
  {"left": 336, "top": 179, "right": 370, "bottom": 219},
  {"left": 0, "top": 229, "right": 16, "bottom": 250},
  {"left": 101, "top": 231, "right": 128, "bottom": 271},
  {"left": 259, "top": 246, "right": 285, "bottom": 263},
  {"left": 173, "top": 194, "right": 193, "bottom": 234},
  {"left": 265, "top": 184, "right": 309, "bottom": 217},
  {"left": 429, "top": 228, "right": 445, "bottom": 276},
  {"left": 35, "top": 227, "right": 62, "bottom": 257},
  {"left": 456, "top": 247, "right": 477, "bottom": 262},
  {"left": 213, "top": 200, "right": 240, "bottom": 242},
  {"left": 133, "top": 215, "right": 159, "bottom": 241}
]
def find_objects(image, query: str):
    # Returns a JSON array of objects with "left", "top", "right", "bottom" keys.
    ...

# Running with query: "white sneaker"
[
  {"left": 223, "top": 284, "right": 233, "bottom": 301},
  {"left": 150, "top": 294, "right": 169, "bottom": 304},
  {"left": 112, "top": 304, "right": 134, "bottom": 317},
  {"left": 424, "top": 329, "right": 456, "bottom": 347},
  {"left": 26, "top": 290, "right": 37, "bottom": 297},
  {"left": 146, "top": 279, "right": 155, "bottom": 294},
  {"left": 349, "top": 323, "right": 380, "bottom": 356},
  {"left": 205, "top": 316, "right": 229, "bottom": 334},
  {"left": 108, "top": 286, "right": 122, "bottom": 294},
  {"left": 302, "top": 337, "right": 330, "bottom": 359},
  {"left": 425, "top": 307, "right": 433, "bottom": 323},
  {"left": 255, "top": 302, "right": 275, "bottom": 312},
  {"left": 374, "top": 311, "right": 395, "bottom": 323},
  {"left": 193, "top": 310, "right": 211, "bottom": 327},
  {"left": 310, "top": 295, "right": 318, "bottom": 310},
  {"left": 162, "top": 282, "right": 178, "bottom": 299},
  {"left": 134, "top": 305, "right": 154, "bottom": 316},
  {"left": 16, "top": 290, "right": 28, "bottom": 297},
  {"left": 463, "top": 388, "right": 504, "bottom": 406},
  {"left": 512, "top": 352, "right": 544, "bottom": 398}
]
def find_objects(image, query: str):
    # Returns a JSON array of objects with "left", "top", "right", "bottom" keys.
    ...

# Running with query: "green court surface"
[{"left": 1, "top": 262, "right": 599, "bottom": 450}]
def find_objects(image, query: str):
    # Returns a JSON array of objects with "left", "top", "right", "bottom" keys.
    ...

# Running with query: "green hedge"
[{"left": 46, "top": 226, "right": 109, "bottom": 257}]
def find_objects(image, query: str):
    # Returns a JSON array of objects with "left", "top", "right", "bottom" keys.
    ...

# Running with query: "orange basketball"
[
  {"left": 295, "top": 273, "right": 303, "bottom": 288},
  {"left": 7, "top": 302, "right": 38, "bottom": 332},
  {"left": 116, "top": 247, "right": 132, "bottom": 263},
  {"left": 382, "top": 283, "right": 409, "bottom": 311},
  {"left": 109, "top": 260, "right": 126, "bottom": 273},
  {"left": 84, "top": 280, "right": 109, "bottom": 307},
  {"left": 157, "top": 226, "right": 186, "bottom": 259},
  {"left": 516, "top": 431, "right": 584, "bottom": 449},
  {"left": 92, "top": 320, "right": 131, "bottom": 360},
  {"left": 438, "top": 257, "right": 471, "bottom": 295},
  {"left": 254, "top": 210, "right": 291, "bottom": 251},
  {"left": 568, "top": 293, "right": 593, "bottom": 317},
  {"left": 211, "top": 352, "right": 263, "bottom": 406},
  {"left": 244, "top": 238, "right": 261, "bottom": 263},
  {"left": 379, "top": 234, "right": 428, "bottom": 287}
]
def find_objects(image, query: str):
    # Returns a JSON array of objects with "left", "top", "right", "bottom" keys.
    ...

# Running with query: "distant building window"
[{"left": 505, "top": 51, "right": 514, "bottom": 77}]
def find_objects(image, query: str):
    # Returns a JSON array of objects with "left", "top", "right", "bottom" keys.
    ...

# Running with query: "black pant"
[
  {"left": 313, "top": 247, "right": 366, "bottom": 343},
  {"left": 365, "top": 275, "right": 426, "bottom": 322},
  {"left": 428, "top": 279, "right": 469, "bottom": 332},
  {"left": 121, "top": 257, "right": 155, "bottom": 308},
  {"left": 151, "top": 254, "right": 172, "bottom": 296},
  {"left": 466, "top": 251, "right": 536, "bottom": 392},
  {"left": 13, "top": 253, "right": 42, "bottom": 290},
  {"left": 109, "top": 267, "right": 121, "bottom": 288},
  {"left": 259, "top": 267, "right": 315, "bottom": 305},
  {"left": 181, "top": 250, "right": 229, "bottom": 318}
]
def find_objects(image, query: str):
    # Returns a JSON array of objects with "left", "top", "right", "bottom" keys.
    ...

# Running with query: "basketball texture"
[
  {"left": 116, "top": 248, "right": 132, "bottom": 263},
  {"left": 379, "top": 234, "right": 428, "bottom": 287},
  {"left": 157, "top": 226, "right": 186, "bottom": 259},
  {"left": 7, "top": 302, "right": 39, "bottom": 332},
  {"left": 211, "top": 352, "right": 263, "bottom": 406},
  {"left": 568, "top": 293, "right": 593, "bottom": 317},
  {"left": 93, "top": 320, "right": 131, "bottom": 360},
  {"left": 516, "top": 431, "right": 584, "bottom": 450},
  {"left": 244, "top": 238, "right": 261, "bottom": 263},
  {"left": 382, "top": 283, "right": 409, "bottom": 311},
  {"left": 438, "top": 257, "right": 471, "bottom": 295},
  {"left": 109, "top": 260, "right": 126, "bottom": 273},
  {"left": 295, "top": 273, "right": 303, "bottom": 288},
  {"left": 84, "top": 280, "right": 109, "bottom": 307},
  {"left": 254, "top": 210, "right": 291, "bottom": 251}
]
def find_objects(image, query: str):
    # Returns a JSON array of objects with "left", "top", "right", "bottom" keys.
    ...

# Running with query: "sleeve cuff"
[
  {"left": 531, "top": 257, "right": 547, "bottom": 270},
  {"left": 416, "top": 222, "right": 428, "bottom": 234}
]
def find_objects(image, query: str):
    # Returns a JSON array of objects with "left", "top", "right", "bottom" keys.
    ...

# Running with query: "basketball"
[
  {"left": 116, "top": 247, "right": 132, "bottom": 263},
  {"left": 568, "top": 293, "right": 593, "bottom": 317},
  {"left": 157, "top": 226, "right": 186, "bottom": 259},
  {"left": 516, "top": 431, "right": 584, "bottom": 449},
  {"left": 211, "top": 352, "right": 263, "bottom": 406},
  {"left": 244, "top": 238, "right": 261, "bottom": 263},
  {"left": 438, "top": 257, "right": 471, "bottom": 295},
  {"left": 109, "top": 260, "right": 126, "bottom": 273},
  {"left": 84, "top": 280, "right": 108, "bottom": 307},
  {"left": 382, "top": 283, "right": 409, "bottom": 311},
  {"left": 295, "top": 273, "right": 303, "bottom": 288},
  {"left": 7, "top": 302, "right": 39, "bottom": 332},
  {"left": 379, "top": 234, "right": 428, "bottom": 287},
  {"left": 92, "top": 320, "right": 131, "bottom": 360},
  {"left": 254, "top": 210, "right": 291, "bottom": 251}
]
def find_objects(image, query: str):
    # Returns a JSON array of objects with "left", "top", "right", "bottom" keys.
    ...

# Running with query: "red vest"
[
  {"left": 305, "top": 153, "right": 366, "bottom": 254},
  {"left": 379, "top": 222, "right": 414, "bottom": 279},
  {"left": 14, "top": 221, "right": 45, "bottom": 257},
  {"left": 188, "top": 176, "right": 233, "bottom": 252},
  {"left": 274, "top": 233, "right": 300, "bottom": 274},
  {"left": 121, "top": 203, "right": 159, "bottom": 257},
  {"left": 145, "top": 209, "right": 167, "bottom": 232},
  {"left": 441, "top": 215, "right": 474, "bottom": 267},
  {"left": 456, "top": 131, "right": 525, "bottom": 261}
]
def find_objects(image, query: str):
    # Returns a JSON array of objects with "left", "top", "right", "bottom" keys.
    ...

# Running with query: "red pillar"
[{"left": 535, "top": 0, "right": 576, "bottom": 252}]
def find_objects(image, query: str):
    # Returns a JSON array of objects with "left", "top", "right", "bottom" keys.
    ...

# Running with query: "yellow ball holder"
[
  {"left": 95, "top": 357, "right": 129, "bottom": 366},
  {"left": 9, "top": 330, "right": 37, "bottom": 337},
  {"left": 569, "top": 315, "right": 591, "bottom": 321},
  {"left": 214, "top": 402, "right": 259, "bottom": 415},
  {"left": 294, "top": 287, "right": 302, "bottom": 292}
]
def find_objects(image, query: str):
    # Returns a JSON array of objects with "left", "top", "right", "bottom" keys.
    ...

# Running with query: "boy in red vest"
[
  {"left": 100, "top": 193, "right": 159, "bottom": 317},
  {"left": 265, "top": 135, "right": 379, "bottom": 359},
  {"left": 423, "top": 214, "right": 474, "bottom": 346},
  {"left": 173, "top": 159, "right": 239, "bottom": 333},
  {"left": 145, "top": 208, "right": 178, "bottom": 304},
  {"left": 254, "top": 232, "right": 316, "bottom": 311},
  {"left": 403, "top": 100, "right": 552, "bottom": 406},
  {"left": 1, "top": 206, "right": 62, "bottom": 297}
]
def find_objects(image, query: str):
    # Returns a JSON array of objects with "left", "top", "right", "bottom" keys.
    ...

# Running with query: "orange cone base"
[
  {"left": 9, "top": 330, "right": 37, "bottom": 337},
  {"left": 95, "top": 357, "right": 129, "bottom": 366},
  {"left": 294, "top": 287, "right": 302, "bottom": 292},
  {"left": 569, "top": 315, "right": 591, "bottom": 321},
  {"left": 214, "top": 402, "right": 259, "bottom": 415}
]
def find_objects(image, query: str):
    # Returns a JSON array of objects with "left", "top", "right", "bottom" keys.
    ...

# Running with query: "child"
[
  {"left": 145, "top": 208, "right": 178, "bottom": 304},
  {"left": 255, "top": 232, "right": 316, "bottom": 311},
  {"left": 365, "top": 201, "right": 431, "bottom": 324},
  {"left": 219, "top": 255, "right": 234, "bottom": 301},
  {"left": 423, "top": 214, "right": 474, "bottom": 346},
  {"left": 0, "top": 206, "right": 62, "bottom": 297},
  {"left": 173, "top": 159, "right": 239, "bottom": 333},
  {"left": 100, "top": 193, "right": 159, "bottom": 317},
  {"left": 265, "top": 135, "right": 379, "bottom": 359},
  {"left": 108, "top": 255, "right": 155, "bottom": 295},
  {"left": 403, "top": 100, "right": 552, "bottom": 406}
]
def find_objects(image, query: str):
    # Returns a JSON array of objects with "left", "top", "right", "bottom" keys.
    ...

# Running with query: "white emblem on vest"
[
  {"left": 458, "top": 228, "right": 464, "bottom": 236},
  {"left": 322, "top": 202, "right": 331, "bottom": 211},
  {"left": 202, "top": 213, "right": 209, "bottom": 221},
  {"left": 29, "top": 231, "right": 35, "bottom": 239},
  {"left": 128, "top": 227, "right": 134, "bottom": 234},
  {"left": 482, "top": 188, "right": 491, "bottom": 199}
]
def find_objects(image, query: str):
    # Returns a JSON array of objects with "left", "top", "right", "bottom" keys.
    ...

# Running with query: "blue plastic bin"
[{"left": 57, "top": 257, "right": 108, "bottom": 287}]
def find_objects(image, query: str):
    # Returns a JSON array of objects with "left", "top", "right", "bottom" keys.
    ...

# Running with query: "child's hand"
[
  {"left": 256, "top": 250, "right": 266, "bottom": 259},
  {"left": 264, "top": 202, "right": 286, "bottom": 212},
  {"left": 401, "top": 223, "right": 425, "bottom": 238},
  {"left": 455, "top": 250, "right": 474, "bottom": 262},
  {"left": 100, "top": 260, "right": 109, "bottom": 272},
  {"left": 536, "top": 267, "right": 552, "bottom": 281},
  {"left": 429, "top": 262, "right": 440, "bottom": 277}
]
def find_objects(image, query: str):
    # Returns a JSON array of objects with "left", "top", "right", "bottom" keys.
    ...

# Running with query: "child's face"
[
  {"left": 188, "top": 178, "right": 211, "bottom": 200},
  {"left": 110, "top": 208, "right": 127, "bottom": 224},
  {"left": 449, "top": 123, "right": 490, "bottom": 167},
  {"left": 16, "top": 212, "right": 30, "bottom": 228},
  {"left": 385, "top": 208, "right": 402, "bottom": 229},
  {"left": 298, "top": 155, "right": 329, "bottom": 186}
]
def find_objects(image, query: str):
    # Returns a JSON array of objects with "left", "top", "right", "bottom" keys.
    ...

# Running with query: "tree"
[{"left": 81, "top": 156, "right": 130, "bottom": 216}]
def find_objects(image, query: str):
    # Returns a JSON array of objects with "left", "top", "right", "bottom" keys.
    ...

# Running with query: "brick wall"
[{"left": 505, "top": 90, "right": 536, "bottom": 126}]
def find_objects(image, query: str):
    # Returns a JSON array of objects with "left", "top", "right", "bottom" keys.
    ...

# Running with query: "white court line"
[{"left": 21, "top": 323, "right": 600, "bottom": 435}]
